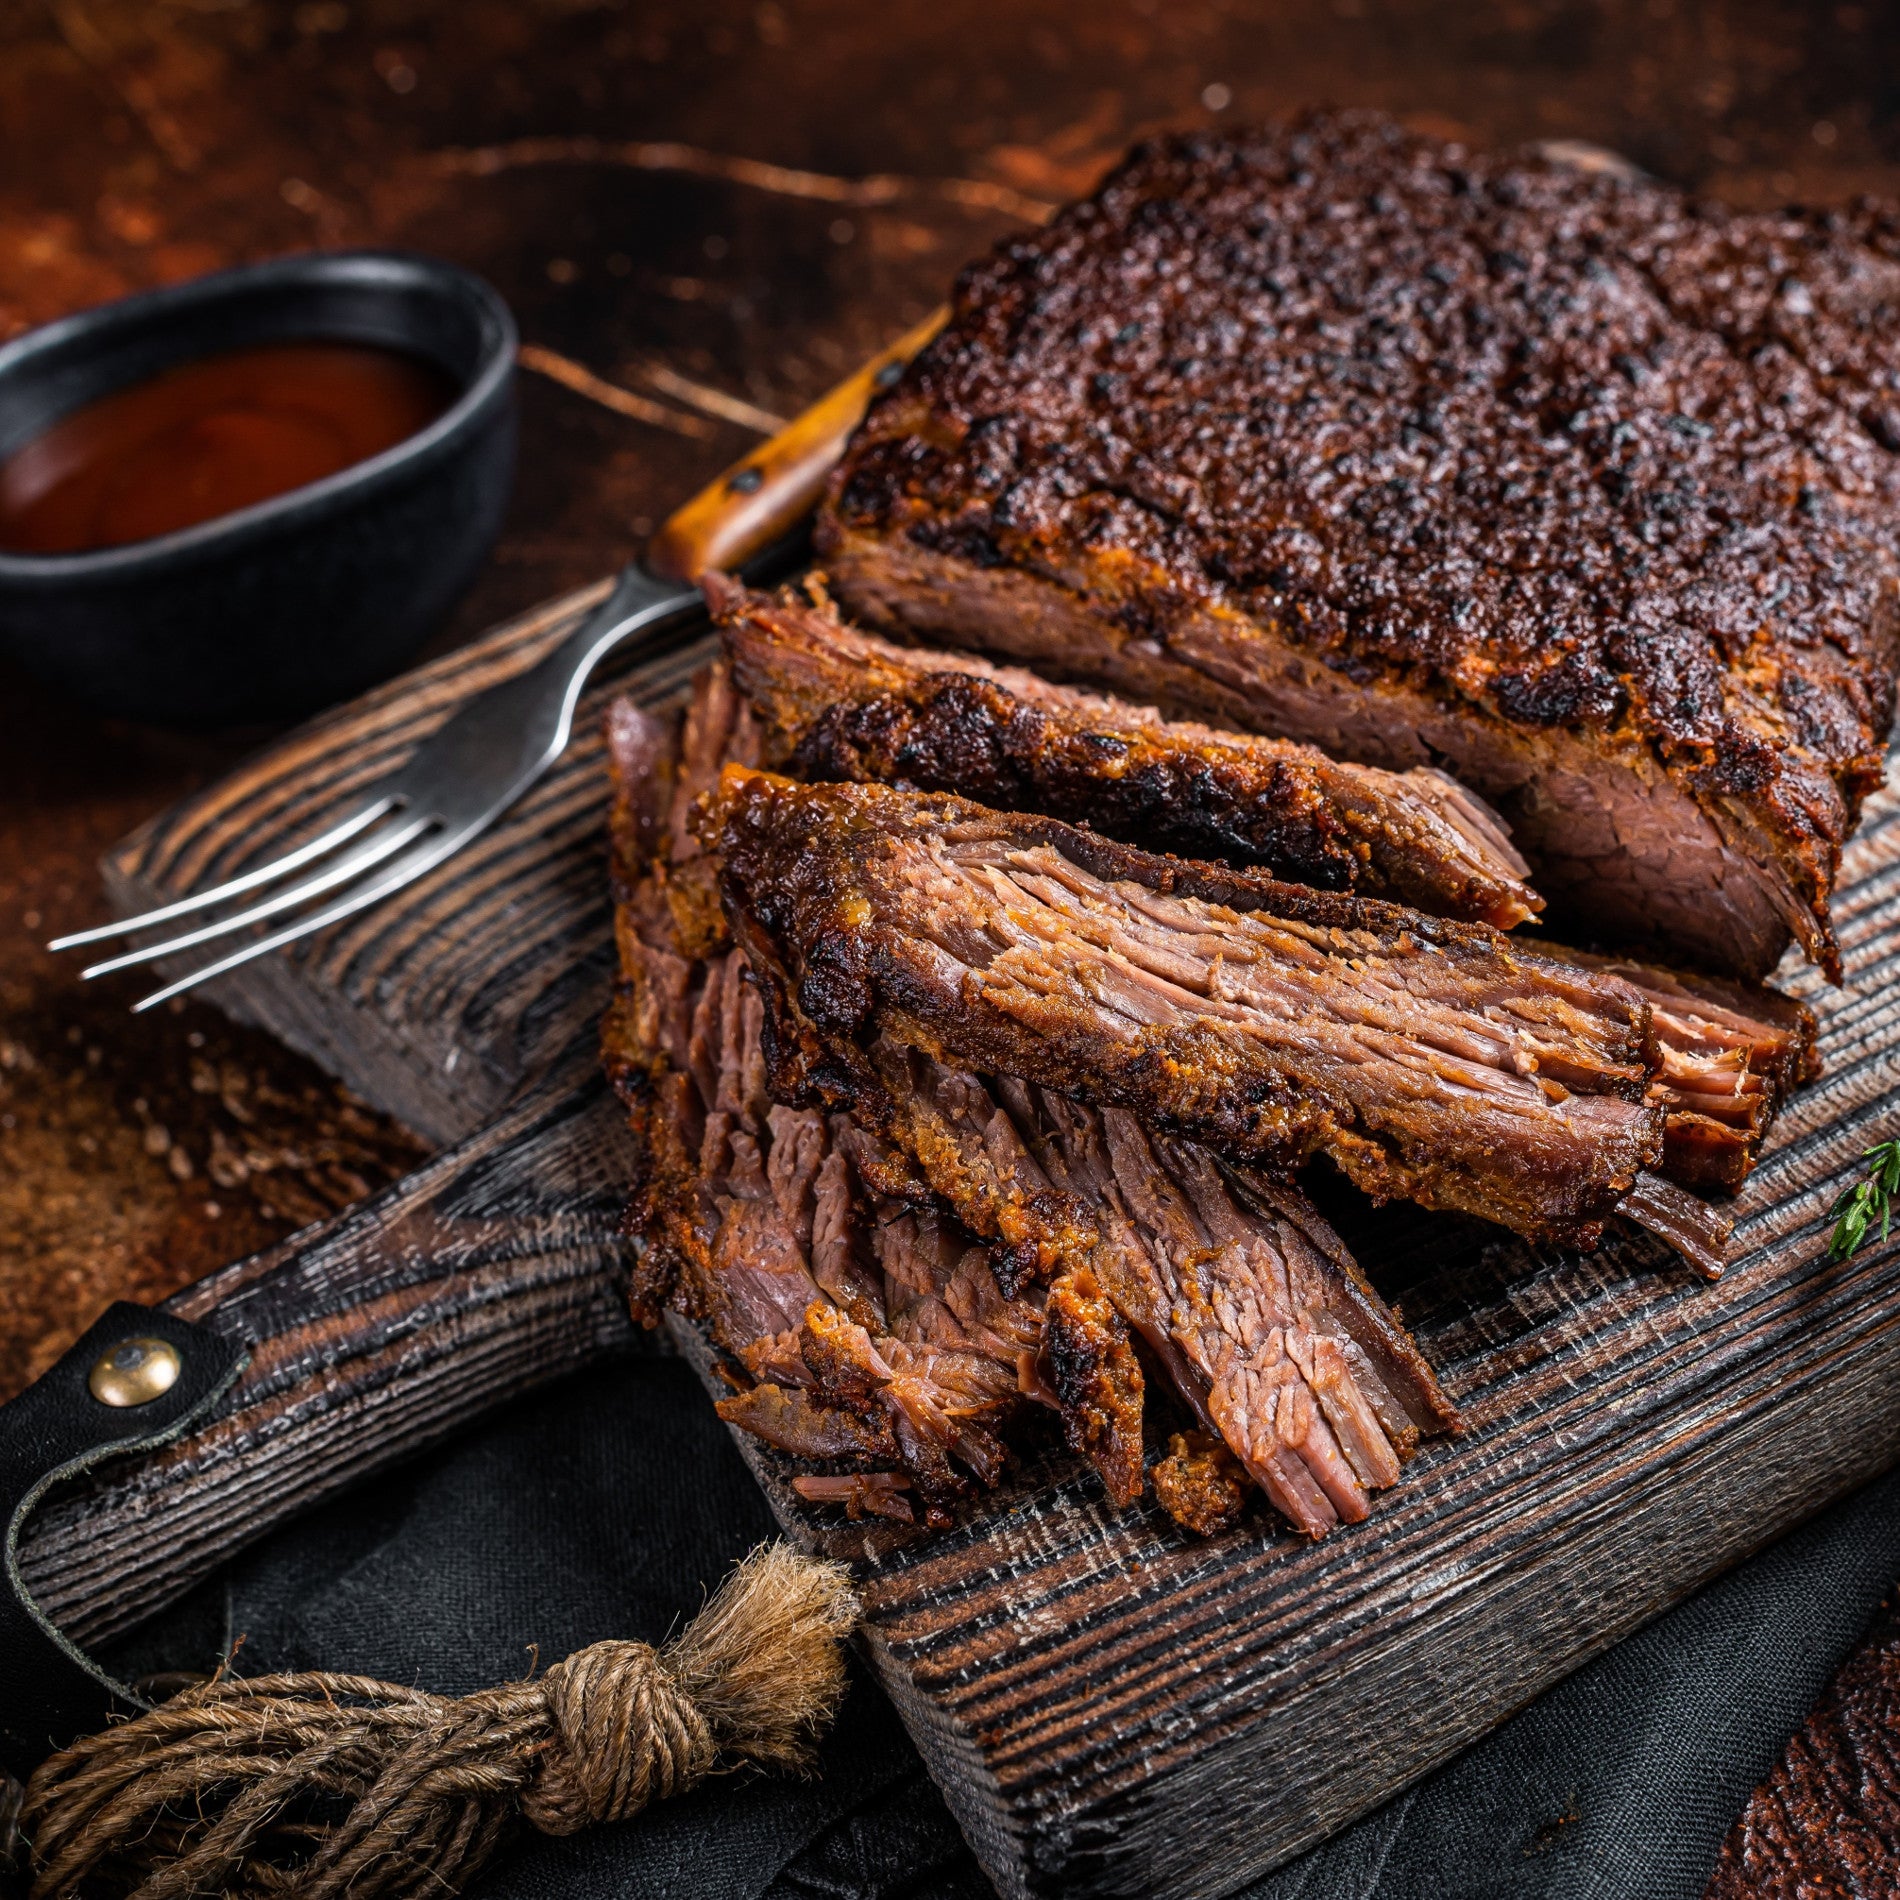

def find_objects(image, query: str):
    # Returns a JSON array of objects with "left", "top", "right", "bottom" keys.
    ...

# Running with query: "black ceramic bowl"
[{"left": 0, "top": 251, "right": 516, "bottom": 726}]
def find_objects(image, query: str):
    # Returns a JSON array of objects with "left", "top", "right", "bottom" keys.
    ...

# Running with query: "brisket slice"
[
  {"left": 708, "top": 572, "right": 1540, "bottom": 928},
  {"left": 711, "top": 572, "right": 1814, "bottom": 1196},
  {"left": 818, "top": 110, "right": 1900, "bottom": 982},
  {"left": 860, "top": 1044, "right": 1454, "bottom": 1534},
  {"left": 1703, "top": 1586, "right": 1900, "bottom": 1900},
  {"left": 604, "top": 672, "right": 1451, "bottom": 1532},
  {"left": 711, "top": 769, "right": 1732, "bottom": 1274},
  {"left": 603, "top": 681, "right": 1058, "bottom": 1527},
  {"left": 1537, "top": 944, "right": 1818, "bottom": 1191}
]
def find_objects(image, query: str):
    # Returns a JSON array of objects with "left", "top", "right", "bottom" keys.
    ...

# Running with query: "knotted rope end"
[
  {"left": 22, "top": 1541, "right": 859, "bottom": 1900},
  {"left": 668, "top": 1539, "right": 858, "bottom": 1776}
]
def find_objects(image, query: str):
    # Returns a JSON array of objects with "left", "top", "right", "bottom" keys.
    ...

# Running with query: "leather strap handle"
[
  {"left": 0, "top": 1061, "right": 636, "bottom": 1783},
  {"left": 643, "top": 305, "right": 947, "bottom": 584},
  {"left": 0, "top": 1304, "right": 247, "bottom": 1780}
]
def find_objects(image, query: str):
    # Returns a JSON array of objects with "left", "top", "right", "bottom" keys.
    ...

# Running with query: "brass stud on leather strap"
[{"left": 87, "top": 1337, "right": 182, "bottom": 1408}]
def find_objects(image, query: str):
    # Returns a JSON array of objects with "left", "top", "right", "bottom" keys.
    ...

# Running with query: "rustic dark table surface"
[{"left": 5, "top": 2, "right": 1900, "bottom": 1894}]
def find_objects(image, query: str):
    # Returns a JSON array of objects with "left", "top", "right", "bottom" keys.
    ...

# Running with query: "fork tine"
[
  {"left": 131, "top": 822, "right": 483, "bottom": 1014},
  {"left": 79, "top": 812, "right": 432, "bottom": 979},
  {"left": 47, "top": 798, "right": 396, "bottom": 952}
]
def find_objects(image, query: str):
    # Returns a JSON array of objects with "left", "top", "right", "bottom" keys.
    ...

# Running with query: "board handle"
[
  {"left": 644, "top": 304, "right": 949, "bottom": 584},
  {"left": 5, "top": 1067, "right": 638, "bottom": 1667}
]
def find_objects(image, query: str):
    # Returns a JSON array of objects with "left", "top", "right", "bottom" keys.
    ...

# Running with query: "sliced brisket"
[
  {"left": 605, "top": 678, "right": 1052, "bottom": 1526},
  {"left": 709, "top": 572, "right": 1540, "bottom": 927},
  {"left": 1538, "top": 945, "right": 1818, "bottom": 1191},
  {"left": 713, "top": 575, "right": 1809, "bottom": 1199},
  {"left": 711, "top": 769, "right": 1732, "bottom": 1272},
  {"left": 605, "top": 671, "right": 1453, "bottom": 1532},
  {"left": 818, "top": 111, "right": 1900, "bottom": 981},
  {"left": 860, "top": 1044, "right": 1455, "bottom": 1534}
]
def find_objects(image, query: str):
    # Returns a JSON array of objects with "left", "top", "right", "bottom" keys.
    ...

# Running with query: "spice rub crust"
[{"left": 822, "top": 110, "right": 1900, "bottom": 979}]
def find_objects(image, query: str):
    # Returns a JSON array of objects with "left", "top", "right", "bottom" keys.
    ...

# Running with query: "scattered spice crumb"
[
  {"left": 0, "top": 975, "right": 427, "bottom": 1401},
  {"left": 1525, "top": 1798, "right": 1582, "bottom": 1855}
]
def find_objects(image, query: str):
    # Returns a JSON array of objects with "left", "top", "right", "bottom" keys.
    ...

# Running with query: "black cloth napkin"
[{"left": 103, "top": 1350, "right": 1900, "bottom": 1900}]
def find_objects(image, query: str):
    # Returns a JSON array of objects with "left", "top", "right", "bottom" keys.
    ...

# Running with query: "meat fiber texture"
[
  {"left": 602, "top": 673, "right": 1042, "bottom": 1528},
  {"left": 601, "top": 670, "right": 1452, "bottom": 1537},
  {"left": 713, "top": 572, "right": 1817, "bottom": 1195},
  {"left": 818, "top": 109, "right": 1900, "bottom": 983},
  {"left": 709, "top": 769, "right": 1735, "bottom": 1275},
  {"left": 865, "top": 1045, "right": 1456, "bottom": 1534},
  {"left": 1536, "top": 944, "right": 1817, "bottom": 1191},
  {"left": 709, "top": 572, "right": 1541, "bottom": 927}
]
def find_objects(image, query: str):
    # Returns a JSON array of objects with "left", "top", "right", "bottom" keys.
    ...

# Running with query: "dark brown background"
[{"left": 2, "top": 0, "right": 1897, "bottom": 1398}]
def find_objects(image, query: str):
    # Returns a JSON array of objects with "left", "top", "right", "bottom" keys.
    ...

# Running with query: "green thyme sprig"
[{"left": 1828, "top": 1139, "right": 1900, "bottom": 1261}]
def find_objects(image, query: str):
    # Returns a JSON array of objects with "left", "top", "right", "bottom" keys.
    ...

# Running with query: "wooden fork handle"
[{"left": 643, "top": 304, "right": 948, "bottom": 584}]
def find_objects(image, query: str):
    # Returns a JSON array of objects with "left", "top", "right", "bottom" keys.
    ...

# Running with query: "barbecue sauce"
[{"left": 0, "top": 341, "right": 456, "bottom": 555}]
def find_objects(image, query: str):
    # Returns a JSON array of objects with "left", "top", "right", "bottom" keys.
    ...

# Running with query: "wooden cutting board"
[{"left": 36, "top": 578, "right": 1900, "bottom": 1900}]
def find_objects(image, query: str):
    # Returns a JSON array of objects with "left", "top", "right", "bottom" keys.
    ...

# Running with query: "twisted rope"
[{"left": 22, "top": 1542, "right": 856, "bottom": 1900}]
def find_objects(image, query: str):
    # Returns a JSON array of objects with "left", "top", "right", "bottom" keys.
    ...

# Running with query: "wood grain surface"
[
  {"left": 14, "top": 1061, "right": 639, "bottom": 1654},
  {"left": 40, "top": 589, "right": 1900, "bottom": 1897},
  {"left": 102, "top": 583, "right": 718, "bottom": 1148}
]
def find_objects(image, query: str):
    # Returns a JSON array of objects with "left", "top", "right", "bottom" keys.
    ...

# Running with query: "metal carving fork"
[{"left": 49, "top": 309, "right": 946, "bottom": 1010}]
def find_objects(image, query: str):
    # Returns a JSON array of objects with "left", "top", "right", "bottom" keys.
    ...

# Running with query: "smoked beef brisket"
[
  {"left": 819, "top": 111, "right": 1900, "bottom": 981},
  {"left": 1538, "top": 945, "right": 1817, "bottom": 1190},
  {"left": 713, "top": 573, "right": 1815, "bottom": 1196},
  {"left": 858, "top": 1045, "right": 1454, "bottom": 1532},
  {"left": 710, "top": 769, "right": 1733, "bottom": 1273},
  {"left": 603, "top": 680, "right": 1058, "bottom": 1526},
  {"left": 710, "top": 573, "right": 1540, "bottom": 927},
  {"left": 603, "top": 672, "right": 1451, "bottom": 1534}
]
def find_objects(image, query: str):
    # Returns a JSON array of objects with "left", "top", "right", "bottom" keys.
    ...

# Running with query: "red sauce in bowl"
[{"left": 0, "top": 341, "right": 457, "bottom": 556}]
